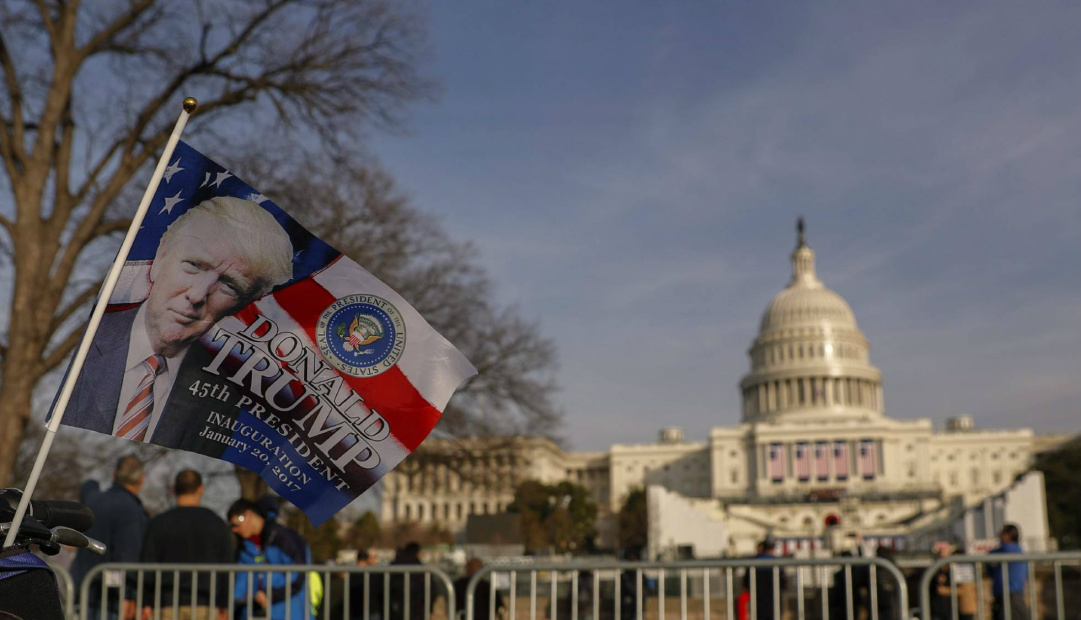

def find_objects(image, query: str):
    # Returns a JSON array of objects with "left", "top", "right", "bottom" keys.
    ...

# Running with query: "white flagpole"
[{"left": 3, "top": 97, "right": 199, "bottom": 549}]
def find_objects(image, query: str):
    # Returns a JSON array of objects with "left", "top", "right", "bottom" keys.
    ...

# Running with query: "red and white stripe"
[
  {"left": 204, "top": 256, "right": 476, "bottom": 477},
  {"left": 795, "top": 442, "right": 810, "bottom": 481},
  {"left": 814, "top": 442, "right": 830, "bottom": 481},
  {"left": 116, "top": 355, "right": 164, "bottom": 441},
  {"left": 859, "top": 439, "right": 876, "bottom": 480},
  {"left": 768, "top": 443, "right": 785, "bottom": 482},
  {"left": 312, "top": 257, "right": 476, "bottom": 411},
  {"left": 833, "top": 441, "right": 849, "bottom": 480}
]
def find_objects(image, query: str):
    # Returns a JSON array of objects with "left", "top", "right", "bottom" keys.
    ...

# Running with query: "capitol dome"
[{"left": 739, "top": 220, "right": 883, "bottom": 423}]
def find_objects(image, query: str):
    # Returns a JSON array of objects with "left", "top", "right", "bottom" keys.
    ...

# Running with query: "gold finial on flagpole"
[{"left": 183, "top": 97, "right": 198, "bottom": 113}]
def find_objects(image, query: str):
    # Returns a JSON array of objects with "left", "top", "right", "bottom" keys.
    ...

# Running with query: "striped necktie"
[{"left": 116, "top": 354, "right": 166, "bottom": 441}]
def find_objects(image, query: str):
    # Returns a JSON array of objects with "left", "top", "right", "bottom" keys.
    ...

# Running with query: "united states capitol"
[{"left": 380, "top": 222, "right": 1066, "bottom": 557}]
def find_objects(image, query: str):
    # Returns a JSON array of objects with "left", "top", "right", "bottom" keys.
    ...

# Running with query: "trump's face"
[{"left": 145, "top": 215, "right": 259, "bottom": 357}]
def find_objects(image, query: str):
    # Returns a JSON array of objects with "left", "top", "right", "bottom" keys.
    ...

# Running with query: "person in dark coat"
[
  {"left": 619, "top": 548, "right": 652, "bottom": 620},
  {"left": 139, "top": 469, "right": 235, "bottom": 619},
  {"left": 70, "top": 455, "right": 148, "bottom": 620},
  {"left": 324, "top": 550, "right": 383, "bottom": 620},
  {"left": 388, "top": 542, "right": 428, "bottom": 620},
  {"left": 873, "top": 545, "right": 899, "bottom": 620},
  {"left": 454, "top": 557, "right": 504, "bottom": 620},
  {"left": 828, "top": 551, "right": 854, "bottom": 620},
  {"left": 742, "top": 538, "right": 786, "bottom": 620}
]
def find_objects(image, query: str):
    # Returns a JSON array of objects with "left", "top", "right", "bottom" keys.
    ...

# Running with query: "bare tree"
[{"left": 0, "top": 0, "right": 432, "bottom": 485}]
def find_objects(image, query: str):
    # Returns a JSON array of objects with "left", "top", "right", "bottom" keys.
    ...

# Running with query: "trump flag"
[{"left": 59, "top": 141, "right": 477, "bottom": 525}]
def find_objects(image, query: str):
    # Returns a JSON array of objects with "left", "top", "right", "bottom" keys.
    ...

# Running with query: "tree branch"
[
  {"left": 52, "top": 97, "right": 75, "bottom": 206},
  {"left": 92, "top": 219, "right": 133, "bottom": 238},
  {"left": 49, "top": 274, "right": 105, "bottom": 329},
  {"left": 78, "top": 0, "right": 157, "bottom": 60},
  {"left": 38, "top": 325, "right": 84, "bottom": 377},
  {"left": 48, "top": 146, "right": 156, "bottom": 301},
  {"left": 69, "top": 1, "right": 292, "bottom": 221},
  {"left": 31, "top": 0, "right": 58, "bottom": 48},
  {"left": 0, "top": 28, "right": 26, "bottom": 173}
]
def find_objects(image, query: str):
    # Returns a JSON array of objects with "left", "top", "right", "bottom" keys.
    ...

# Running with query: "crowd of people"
[
  {"left": 737, "top": 526, "right": 1030, "bottom": 620},
  {"left": 66, "top": 455, "right": 504, "bottom": 620},
  {"left": 66, "top": 455, "right": 1037, "bottom": 620},
  {"left": 69, "top": 456, "right": 319, "bottom": 620}
]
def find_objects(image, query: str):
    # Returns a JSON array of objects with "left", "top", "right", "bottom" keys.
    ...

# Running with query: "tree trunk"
[
  {"left": 0, "top": 382, "right": 36, "bottom": 486},
  {"left": 0, "top": 236, "right": 51, "bottom": 486},
  {"left": 235, "top": 466, "right": 269, "bottom": 501}
]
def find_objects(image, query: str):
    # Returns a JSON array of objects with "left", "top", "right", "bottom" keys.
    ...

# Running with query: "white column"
[{"left": 759, "top": 445, "right": 766, "bottom": 480}]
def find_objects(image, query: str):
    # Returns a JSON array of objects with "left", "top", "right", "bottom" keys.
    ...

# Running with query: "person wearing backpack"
[{"left": 228, "top": 499, "right": 310, "bottom": 620}]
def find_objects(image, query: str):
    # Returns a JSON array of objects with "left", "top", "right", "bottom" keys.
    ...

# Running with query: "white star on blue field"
[{"left": 379, "top": 4, "right": 1080, "bottom": 448}]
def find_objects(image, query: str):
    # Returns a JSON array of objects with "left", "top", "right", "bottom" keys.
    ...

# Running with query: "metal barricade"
[
  {"left": 78, "top": 562, "right": 456, "bottom": 620},
  {"left": 465, "top": 557, "right": 910, "bottom": 620},
  {"left": 47, "top": 562, "right": 77, "bottom": 619},
  {"left": 919, "top": 551, "right": 1081, "bottom": 620}
]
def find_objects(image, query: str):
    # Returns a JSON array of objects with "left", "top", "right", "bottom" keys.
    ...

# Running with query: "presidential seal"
[{"left": 316, "top": 294, "right": 406, "bottom": 377}]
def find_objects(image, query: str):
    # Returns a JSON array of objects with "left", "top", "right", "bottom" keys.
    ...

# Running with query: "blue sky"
[{"left": 370, "top": 3, "right": 1081, "bottom": 451}]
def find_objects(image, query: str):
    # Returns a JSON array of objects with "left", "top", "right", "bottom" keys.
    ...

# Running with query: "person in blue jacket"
[
  {"left": 988, "top": 523, "right": 1028, "bottom": 620},
  {"left": 228, "top": 498, "right": 310, "bottom": 620}
]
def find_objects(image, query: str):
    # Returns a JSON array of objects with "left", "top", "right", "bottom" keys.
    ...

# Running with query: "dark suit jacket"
[
  {"left": 63, "top": 305, "right": 229, "bottom": 455},
  {"left": 64, "top": 307, "right": 137, "bottom": 436}
]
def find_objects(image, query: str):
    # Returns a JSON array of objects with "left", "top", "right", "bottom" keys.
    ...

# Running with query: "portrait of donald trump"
[{"left": 65, "top": 196, "right": 294, "bottom": 446}]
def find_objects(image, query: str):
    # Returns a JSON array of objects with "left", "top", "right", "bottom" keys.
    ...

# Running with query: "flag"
[
  {"left": 833, "top": 441, "right": 849, "bottom": 481},
  {"left": 859, "top": 439, "right": 876, "bottom": 480},
  {"left": 795, "top": 442, "right": 810, "bottom": 482},
  {"left": 768, "top": 443, "right": 785, "bottom": 483},
  {"left": 59, "top": 141, "right": 476, "bottom": 526},
  {"left": 814, "top": 441, "right": 830, "bottom": 481}
]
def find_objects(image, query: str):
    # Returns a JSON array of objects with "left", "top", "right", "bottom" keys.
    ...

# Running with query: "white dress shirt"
[{"left": 111, "top": 304, "right": 188, "bottom": 440}]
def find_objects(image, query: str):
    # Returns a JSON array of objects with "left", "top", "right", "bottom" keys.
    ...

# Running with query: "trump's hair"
[{"left": 159, "top": 196, "right": 294, "bottom": 300}]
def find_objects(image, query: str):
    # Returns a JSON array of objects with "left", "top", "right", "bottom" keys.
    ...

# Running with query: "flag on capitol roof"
[{"left": 59, "top": 141, "right": 476, "bottom": 526}]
